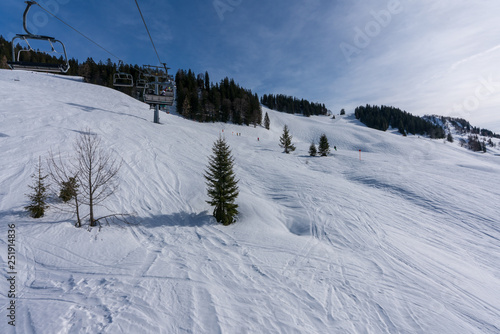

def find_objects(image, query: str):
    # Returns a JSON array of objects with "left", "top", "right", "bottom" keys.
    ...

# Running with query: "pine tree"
[
  {"left": 279, "top": 125, "right": 296, "bottom": 154},
  {"left": 205, "top": 135, "right": 239, "bottom": 226},
  {"left": 182, "top": 97, "right": 191, "bottom": 119},
  {"left": 318, "top": 134, "right": 330, "bottom": 156},
  {"left": 59, "top": 176, "right": 78, "bottom": 203},
  {"left": 25, "top": 157, "right": 49, "bottom": 218},
  {"left": 205, "top": 71, "right": 210, "bottom": 91},
  {"left": 447, "top": 133, "right": 454, "bottom": 143},
  {"left": 1, "top": 55, "right": 8, "bottom": 69},
  {"left": 264, "top": 112, "right": 270, "bottom": 130},
  {"left": 309, "top": 142, "right": 317, "bottom": 156}
]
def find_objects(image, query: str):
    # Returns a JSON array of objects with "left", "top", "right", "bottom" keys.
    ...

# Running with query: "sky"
[{"left": 2, "top": 0, "right": 500, "bottom": 132}]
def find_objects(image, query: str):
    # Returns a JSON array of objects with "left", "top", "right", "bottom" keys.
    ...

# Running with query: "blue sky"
[{"left": 2, "top": 0, "right": 500, "bottom": 131}]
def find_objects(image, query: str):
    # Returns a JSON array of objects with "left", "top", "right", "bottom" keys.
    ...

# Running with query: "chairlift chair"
[
  {"left": 143, "top": 81, "right": 175, "bottom": 106},
  {"left": 142, "top": 64, "right": 175, "bottom": 106},
  {"left": 7, "top": 1, "right": 70, "bottom": 73},
  {"left": 113, "top": 60, "right": 134, "bottom": 87},
  {"left": 135, "top": 72, "right": 147, "bottom": 89}
]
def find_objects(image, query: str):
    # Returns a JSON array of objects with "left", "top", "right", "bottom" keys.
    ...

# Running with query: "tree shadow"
[
  {"left": 0, "top": 209, "right": 216, "bottom": 229},
  {"left": 65, "top": 102, "right": 147, "bottom": 122},
  {"left": 135, "top": 211, "right": 215, "bottom": 228},
  {"left": 66, "top": 102, "right": 109, "bottom": 113},
  {"left": 0, "top": 210, "right": 27, "bottom": 220},
  {"left": 0, "top": 209, "right": 72, "bottom": 225}
]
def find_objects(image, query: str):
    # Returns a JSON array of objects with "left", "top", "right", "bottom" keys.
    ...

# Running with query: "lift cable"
[
  {"left": 133, "top": 0, "right": 163, "bottom": 65},
  {"left": 35, "top": 2, "right": 122, "bottom": 61}
]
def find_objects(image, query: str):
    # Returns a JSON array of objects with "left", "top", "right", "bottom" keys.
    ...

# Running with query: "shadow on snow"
[{"left": 135, "top": 211, "right": 215, "bottom": 228}]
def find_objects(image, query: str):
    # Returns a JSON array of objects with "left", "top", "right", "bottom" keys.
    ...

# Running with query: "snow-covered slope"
[{"left": 1, "top": 70, "right": 499, "bottom": 334}]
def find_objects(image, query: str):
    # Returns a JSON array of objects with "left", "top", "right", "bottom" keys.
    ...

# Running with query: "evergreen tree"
[
  {"left": 25, "top": 157, "right": 49, "bottom": 218},
  {"left": 447, "top": 133, "right": 454, "bottom": 143},
  {"left": 264, "top": 112, "right": 270, "bottom": 130},
  {"left": 309, "top": 142, "right": 317, "bottom": 156},
  {"left": 182, "top": 97, "right": 191, "bottom": 119},
  {"left": 318, "top": 134, "right": 330, "bottom": 156},
  {"left": 59, "top": 176, "right": 78, "bottom": 203},
  {"left": 279, "top": 125, "right": 296, "bottom": 154},
  {"left": 205, "top": 71, "right": 210, "bottom": 91},
  {"left": 205, "top": 136, "right": 239, "bottom": 226}
]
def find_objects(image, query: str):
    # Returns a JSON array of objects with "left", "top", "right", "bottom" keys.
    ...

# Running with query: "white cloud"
[{"left": 323, "top": 0, "right": 500, "bottom": 131}]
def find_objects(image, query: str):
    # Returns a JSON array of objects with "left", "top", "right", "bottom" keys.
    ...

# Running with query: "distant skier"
[{"left": 334, "top": 146, "right": 337, "bottom": 151}]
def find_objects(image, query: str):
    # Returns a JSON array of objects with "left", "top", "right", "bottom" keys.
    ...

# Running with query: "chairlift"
[
  {"left": 8, "top": 1, "right": 70, "bottom": 73},
  {"left": 143, "top": 81, "right": 175, "bottom": 106},
  {"left": 113, "top": 60, "right": 134, "bottom": 87},
  {"left": 135, "top": 72, "right": 147, "bottom": 89},
  {"left": 142, "top": 64, "right": 175, "bottom": 106}
]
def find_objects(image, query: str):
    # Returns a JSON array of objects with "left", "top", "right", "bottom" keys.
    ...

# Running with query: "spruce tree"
[
  {"left": 204, "top": 71, "right": 210, "bottom": 91},
  {"left": 25, "top": 157, "right": 49, "bottom": 218},
  {"left": 182, "top": 98, "right": 191, "bottom": 119},
  {"left": 309, "top": 142, "right": 317, "bottom": 156},
  {"left": 318, "top": 134, "right": 330, "bottom": 156},
  {"left": 279, "top": 125, "right": 296, "bottom": 154},
  {"left": 205, "top": 135, "right": 239, "bottom": 225},
  {"left": 59, "top": 176, "right": 78, "bottom": 203},
  {"left": 447, "top": 133, "right": 454, "bottom": 143},
  {"left": 264, "top": 112, "right": 270, "bottom": 130}
]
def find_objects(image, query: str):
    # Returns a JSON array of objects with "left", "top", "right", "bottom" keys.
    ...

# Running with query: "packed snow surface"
[{"left": 1, "top": 70, "right": 500, "bottom": 333}]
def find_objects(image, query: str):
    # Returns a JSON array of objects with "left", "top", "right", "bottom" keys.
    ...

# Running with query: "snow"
[{"left": 1, "top": 69, "right": 500, "bottom": 333}]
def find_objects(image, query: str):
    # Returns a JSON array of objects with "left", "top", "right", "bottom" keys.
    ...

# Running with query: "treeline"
[
  {"left": 425, "top": 115, "right": 500, "bottom": 139},
  {"left": 439, "top": 116, "right": 500, "bottom": 139},
  {"left": 355, "top": 105, "right": 445, "bottom": 139},
  {"left": 260, "top": 94, "right": 328, "bottom": 117},
  {"left": 425, "top": 115, "right": 498, "bottom": 153},
  {"left": 175, "top": 69, "right": 262, "bottom": 125}
]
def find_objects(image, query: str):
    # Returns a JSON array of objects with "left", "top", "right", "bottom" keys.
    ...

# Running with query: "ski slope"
[{"left": 1, "top": 70, "right": 500, "bottom": 333}]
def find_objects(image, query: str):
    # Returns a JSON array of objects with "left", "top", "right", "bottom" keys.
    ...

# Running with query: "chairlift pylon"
[
  {"left": 113, "top": 60, "right": 134, "bottom": 87},
  {"left": 7, "top": 1, "right": 70, "bottom": 73}
]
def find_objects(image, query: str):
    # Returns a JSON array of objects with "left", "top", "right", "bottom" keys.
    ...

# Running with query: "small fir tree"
[
  {"left": 279, "top": 125, "right": 296, "bottom": 154},
  {"left": 25, "top": 157, "right": 49, "bottom": 218},
  {"left": 447, "top": 133, "right": 454, "bottom": 143},
  {"left": 59, "top": 176, "right": 78, "bottom": 203},
  {"left": 318, "top": 134, "right": 330, "bottom": 156},
  {"left": 205, "top": 135, "right": 239, "bottom": 225},
  {"left": 309, "top": 142, "right": 317, "bottom": 156},
  {"left": 264, "top": 112, "right": 270, "bottom": 130}
]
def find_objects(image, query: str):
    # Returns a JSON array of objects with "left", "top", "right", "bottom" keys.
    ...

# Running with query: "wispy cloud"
[{"left": 321, "top": 0, "right": 500, "bottom": 130}]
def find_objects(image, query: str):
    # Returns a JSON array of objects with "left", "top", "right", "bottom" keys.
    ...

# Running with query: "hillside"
[{"left": 1, "top": 70, "right": 500, "bottom": 334}]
